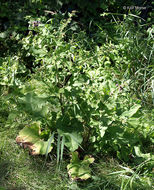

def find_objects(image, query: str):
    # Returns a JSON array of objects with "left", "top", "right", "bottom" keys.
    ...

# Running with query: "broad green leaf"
[
  {"left": 8, "top": 112, "right": 18, "bottom": 121},
  {"left": 67, "top": 152, "right": 94, "bottom": 180},
  {"left": 57, "top": 118, "right": 83, "bottom": 151},
  {"left": 63, "top": 133, "right": 83, "bottom": 152},
  {"left": 16, "top": 122, "right": 53, "bottom": 155},
  {"left": 20, "top": 79, "right": 50, "bottom": 97},
  {"left": 134, "top": 146, "right": 154, "bottom": 160},
  {"left": 127, "top": 117, "right": 140, "bottom": 127},
  {"left": 19, "top": 92, "right": 49, "bottom": 118},
  {"left": 121, "top": 104, "right": 141, "bottom": 118}
]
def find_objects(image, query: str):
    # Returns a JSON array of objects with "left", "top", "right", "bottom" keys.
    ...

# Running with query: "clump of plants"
[
  {"left": 6, "top": 12, "right": 151, "bottom": 185},
  {"left": 0, "top": 5, "right": 153, "bottom": 188}
]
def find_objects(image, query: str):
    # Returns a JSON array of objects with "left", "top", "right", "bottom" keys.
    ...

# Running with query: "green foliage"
[
  {"left": 0, "top": 1, "right": 153, "bottom": 187},
  {"left": 110, "top": 159, "right": 153, "bottom": 190},
  {"left": 18, "top": 92, "right": 49, "bottom": 118},
  {"left": 67, "top": 152, "right": 94, "bottom": 181},
  {"left": 16, "top": 122, "right": 54, "bottom": 155},
  {"left": 13, "top": 12, "right": 153, "bottom": 165},
  {"left": 57, "top": 118, "right": 83, "bottom": 152},
  {"left": 134, "top": 146, "right": 154, "bottom": 160},
  {"left": 100, "top": 12, "right": 154, "bottom": 106},
  {"left": 0, "top": 56, "right": 25, "bottom": 86},
  {"left": 0, "top": 187, "right": 6, "bottom": 190}
]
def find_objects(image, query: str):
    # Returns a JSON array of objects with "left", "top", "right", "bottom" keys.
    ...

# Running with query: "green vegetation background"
[{"left": 0, "top": 0, "right": 153, "bottom": 189}]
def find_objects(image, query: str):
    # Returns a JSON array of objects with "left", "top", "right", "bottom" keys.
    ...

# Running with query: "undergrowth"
[{"left": 0, "top": 1, "right": 153, "bottom": 189}]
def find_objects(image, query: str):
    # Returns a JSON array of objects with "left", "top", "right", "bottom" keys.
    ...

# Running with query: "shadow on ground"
[
  {"left": 0, "top": 159, "right": 27, "bottom": 190},
  {"left": 0, "top": 160, "right": 10, "bottom": 184}
]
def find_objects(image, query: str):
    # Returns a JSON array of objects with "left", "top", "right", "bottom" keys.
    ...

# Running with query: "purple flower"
[
  {"left": 33, "top": 21, "right": 40, "bottom": 27},
  {"left": 119, "top": 85, "right": 123, "bottom": 91}
]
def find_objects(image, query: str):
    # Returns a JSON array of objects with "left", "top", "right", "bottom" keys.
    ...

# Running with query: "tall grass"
[{"left": 99, "top": 12, "right": 153, "bottom": 107}]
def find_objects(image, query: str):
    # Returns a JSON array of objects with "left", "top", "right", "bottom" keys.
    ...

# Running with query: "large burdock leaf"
[
  {"left": 67, "top": 152, "right": 94, "bottom": 181},
  {"left": 18, "top": 92, "right": 49, "bottom": 118},
  {"left": 16, "top": 122, "right": 53, "bottom": 155},
  {"left": 61, "top": 132, "right": 83, "bottom": 152},
  {"left": 57, "top": 118, "right": 83, "bottom": 151}
]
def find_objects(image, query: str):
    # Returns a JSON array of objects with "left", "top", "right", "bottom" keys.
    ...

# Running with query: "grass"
[
  {"left": 0, "top": 127, "right": 68, "bottom": 190},
  {"left": 0, "top": 123, "right": 152, "bottom": 190}
]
